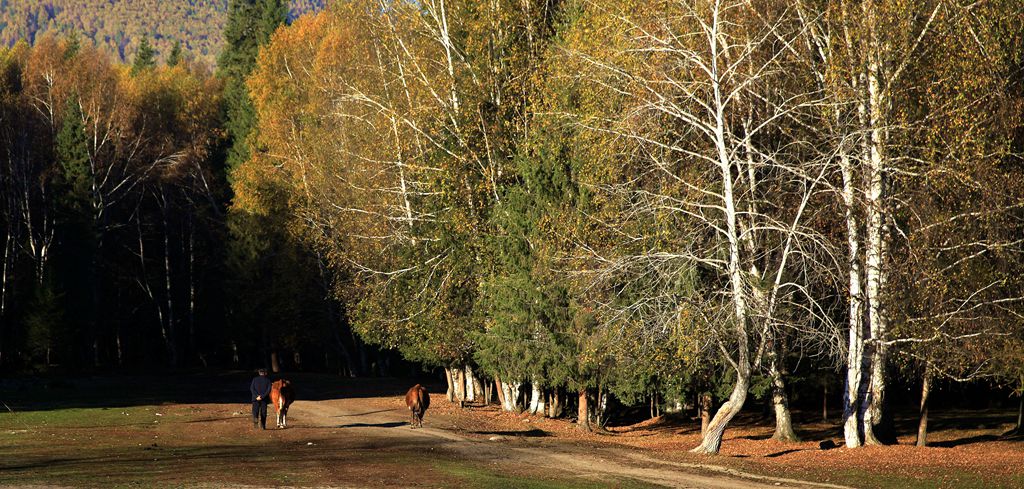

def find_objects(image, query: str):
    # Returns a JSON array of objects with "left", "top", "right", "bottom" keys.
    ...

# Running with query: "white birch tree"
[{"left": 558, "top": 0, "right": 839, "bottom": 453}]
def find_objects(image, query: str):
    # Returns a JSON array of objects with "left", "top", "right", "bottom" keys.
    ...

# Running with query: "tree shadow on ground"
[
  {"left": 334, "top": 409, "right": 394, "bottom": 417},
  {"left": 468, "top": 428, "right": 549, "bottom": 438},
  {"left": 763, "top": 448, "right": 804, "bottom": 458},
  {"left": 930, "top": 434, "right": 1000, "bottom": 448},
  {"left": 331, "top": 421, "right": 407, "bottom": 429}
]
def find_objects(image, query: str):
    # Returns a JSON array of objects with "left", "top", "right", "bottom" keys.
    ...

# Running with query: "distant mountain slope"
[{"left": 0, "top": 0, "right": 326, "bottom": 65}]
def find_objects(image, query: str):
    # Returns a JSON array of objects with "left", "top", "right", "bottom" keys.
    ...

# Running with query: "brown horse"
[
  {"left": 405, "top": 384, "right": 430, "bottom": 428},
  {"left": 270, "top": 379, "right": 295, "bottom": 428}
]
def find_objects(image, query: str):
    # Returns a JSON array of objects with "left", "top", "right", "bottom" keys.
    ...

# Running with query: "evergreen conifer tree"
[
  {"left": 131, "top": 34, "right": 156, "bottom": 75},
  {"left": 218, "top": 0, "right": 287, "bottom": 172},
  {"left": 167, "top": 40, "right": 183, "bottom": 67},
  {"left": 64, "top": 31, "right": 81, "bottom": 58},
  {"left": 54, "top": 97, "right": 91, "bottom": 214}
]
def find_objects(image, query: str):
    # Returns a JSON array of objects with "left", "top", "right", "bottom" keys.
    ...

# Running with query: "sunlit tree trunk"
[
  {"left": 699, "top": 393, "right": 712, "bottom": 436},
  {"left": 463, "top": 365, "right": 475, "bottom": 403},
  {"left": 548, "top": 389, "right": 562, "bottom": 418},
  {"left": 692, "top": 49, "right": 753, "bottom": 452},
  {"left": 840, "top": 137, "right": 866, "bottom": 448},
  {"left": 770, "top": 353, "right": 800, "bottom": 442},
  {"left": 445, "top": 368, "right": 455, "bottom": 402},
  {"left": 861, "top": 11, "right": 890, "bottom": 443},
  {"left": 917, "top": 365, "right": 932, "bottom": 447},
  {"left": 452, "top": 367, "right": 466, "bottom": 406},
  {"left": 494, "top": 376, "right": 506, "bottom": 408},
  {"left": 577, "top": 388, "right": 591, "bottom": 432}
]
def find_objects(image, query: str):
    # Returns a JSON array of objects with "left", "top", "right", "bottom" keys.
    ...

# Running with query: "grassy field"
[
  {"left": 0, "top": 373, "right": 659, "bottom": 489},
  {"left": 2, "top": 373, "right": 1023, "bottom": 488}
]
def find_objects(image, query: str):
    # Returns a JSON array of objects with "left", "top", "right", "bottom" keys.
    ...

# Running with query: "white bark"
[
  {"left": 451, "top": 366, "right": 466, "bottom": 404},
  {"left": 528, "top": 380, "right": 546, "bottom": 415},
  {"left": 840, "top": 139, "right": 865, "bottom": 448},
  {"left": 444, "top": 367, "right": 455, "bottom": 402},
  {"left": 861, "top": 5, "right": 889, "bottom": 444},
  {"left": 500, "top": 380, "right": 522, "bottom": 412},
  {"left": 693, "top": 6, "right": 753, "bottom": 451},
  {"left": 463, "top": 365, "right": 475, "bottom": 403}
]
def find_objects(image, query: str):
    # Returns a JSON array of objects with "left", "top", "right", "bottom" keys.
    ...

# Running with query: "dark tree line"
[{"left": 0, "top": 0, "right": 385, "bottom": 375}]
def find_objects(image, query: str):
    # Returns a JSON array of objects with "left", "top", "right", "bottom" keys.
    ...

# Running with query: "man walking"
[{"left": 250, "top": 368, "right": 272, "bottom": 429}]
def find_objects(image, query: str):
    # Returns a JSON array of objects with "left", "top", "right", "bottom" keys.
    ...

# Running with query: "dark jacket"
[{"left": 250, "top": 376, "right": 272, "bottom": 401}]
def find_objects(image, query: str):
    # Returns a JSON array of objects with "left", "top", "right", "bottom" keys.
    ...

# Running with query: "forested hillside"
[{"left": 0, "top": 0, "right": 325, "bottom": 64}]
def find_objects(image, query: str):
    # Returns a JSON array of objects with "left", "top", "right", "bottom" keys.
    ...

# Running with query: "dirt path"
[{"left": 291, "top": 396, "right": 850, "bottom": 489}]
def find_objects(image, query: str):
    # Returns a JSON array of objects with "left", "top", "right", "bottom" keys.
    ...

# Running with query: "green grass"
[{"left": 0, "top": 405, "right": 165, "bottom": 429}]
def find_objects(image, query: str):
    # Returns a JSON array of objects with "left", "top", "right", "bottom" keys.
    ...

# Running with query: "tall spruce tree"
[
  {"left": 218, "top": 0, "right": 287, "bottom": 172},
  {"left": 130, "top": 34, "right": 156, "bottom": 75},
  {"left": 52, "top": 96, "right": 96, "bottom": 367},
  {"left": 166, "top": 40, "right": 183, "bottom": 67},
  {"left": 220, "top": 0, "right": 297, "bottom": 371}
]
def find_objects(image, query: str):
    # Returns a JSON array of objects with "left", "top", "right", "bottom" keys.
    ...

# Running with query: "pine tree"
[
  {"left": 131, "top": 34, "right": 156, "bottom": 75},
  {"left": 64, "top": 31, "right": 81, "bottom": 59},
  {"left": 54, "top": 97, "right": 91, "bottom": 214},
  {"left": 51, "top": 95, "right": 96, "bottom": 367},
  {"left": 25, "top": 278, "right": 64, "bottom": 367},
  {"left": 221, "top": 0, "right": 294, "bottom": 371},
  {"left": 167, "top": 40, "right": 183, "bottom": 67}
]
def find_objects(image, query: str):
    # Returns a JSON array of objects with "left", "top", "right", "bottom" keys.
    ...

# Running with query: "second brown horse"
[{"left": 404, "top": 384, "right": 430, "bottom": 428}]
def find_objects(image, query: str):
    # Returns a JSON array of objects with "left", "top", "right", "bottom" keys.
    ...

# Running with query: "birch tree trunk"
[
  {"left": 693, "top": 373, "right": 749, "bottom": 454},
  {"left": 463, "top": 365, "right": 475, "bottom": 403},
  {"left": 0, "top": 226, "right": 11, "bottom": 366},
  {"left": 186, "top": 217, "right": 196, "bottom": 364},
  {"left": 452, "top": 367, "right": 466, "bottom": 405},
  {"left": 528, "top": 380, "right": 543, "bottom": 414},
  {"left": 916, "top": 366, "right": 932, "bottom": 447},
  {"left": 840, "top": 138, "right": 866, "bottom": 448},
  {"left": 860, "top": 1, "right": 892, "bottom": 447},
  {"left": 506, "top": 381, "right": 522, "bottom": 412},
  {"left": 692, "top": 62, "right": 753, "bottom": 454},
  {"left": 444, "top": 368, "right": 455, "bottom": 402},
  {"left": 160, "top": 191, "right": 178, "bottom": 368}
]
